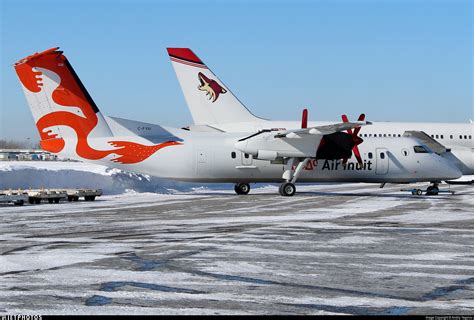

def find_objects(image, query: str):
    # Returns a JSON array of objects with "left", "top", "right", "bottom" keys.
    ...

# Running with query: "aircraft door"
[
  {"left": 196, "top": 149, "right": 208, "bottom": 174},
  {"left": 375, "top": 148, "right": 389, "bottom": 174}
]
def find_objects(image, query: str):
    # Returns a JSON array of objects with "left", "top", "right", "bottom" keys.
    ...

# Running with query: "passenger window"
[
  {"left": 368, "top": 152, "right": 373, "bottom": 159},
  {"left": 469, "top": 135, "right": 472, "bottom": 139},
  {"left": 398, "top": 134, "right": 401, "bottom": 137},
  {"left": 464, "top": 135, "right": 467, "bottom": 139},
  {"left": 440, "top": 135, "right": 443, "bottom": 139},
  {"left": 414, "top": 145, "right": 430, "bottom": 153},
  {"left": 244, "top": 153, "right": 250, "bottom": 159},
  {"left": 460, "top": 135, "right": 463, "bottom": 139},
  {"left": 402, "top": 149, "right": 409, "bottom": 156},
  {"left": 388, "top": 134, "right": 391, "bottom": 137},
  {"left": 431, "top": 135, "right": 434, "bottom": 138},
  {"left": 380, "top": 152, "right": 385, "bottom": 159},
  {"left": 231, "top": 152, "right": 236, "bottom": 159},
  {"left": 369, "top": 134, "right": 372, "bottom": 137},
  {"left": 435, "top": 135, "right": 439, "bottom": 139},
  {"left": 379, "top": 134, "right": 382, "bottom": 137},
  {"left": 450, "top": 135, "right": 453, "bottom": 139},
  {"left": 383, "top": 134, "right": 387, "bottom": 137}
]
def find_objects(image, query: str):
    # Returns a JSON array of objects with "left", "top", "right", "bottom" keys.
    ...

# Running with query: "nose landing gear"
[
  {"left": 403, "top": 182, "right": 454, "bottom": 196},
  {"left": 426, "top": 182, "right": 439, "bottom": 196}
]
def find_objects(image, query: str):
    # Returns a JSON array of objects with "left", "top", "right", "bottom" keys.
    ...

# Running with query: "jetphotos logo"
[{"left": 198, "top": 72, "right": 227, "bottom": 102}]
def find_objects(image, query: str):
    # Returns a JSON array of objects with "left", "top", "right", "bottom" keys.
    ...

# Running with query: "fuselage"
[
  {"left": 77, "top": 124, "right": 461, "bottom": 184},
  {"left": 197, "top": 121, "right": 474, "bottom": 175}
]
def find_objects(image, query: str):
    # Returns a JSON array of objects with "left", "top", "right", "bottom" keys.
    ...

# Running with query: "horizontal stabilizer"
[{"left": 109, "top": 117, "right": 183, "bottom": 144}]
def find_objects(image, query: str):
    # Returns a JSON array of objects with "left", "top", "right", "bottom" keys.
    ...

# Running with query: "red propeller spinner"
[{"left": 341, "top": 113, "right": 365, "bottom": 165}]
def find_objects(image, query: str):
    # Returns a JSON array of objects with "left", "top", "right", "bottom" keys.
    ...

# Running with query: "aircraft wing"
[{"left": 274, "top": 121, "right": 371, "bottom": 138}]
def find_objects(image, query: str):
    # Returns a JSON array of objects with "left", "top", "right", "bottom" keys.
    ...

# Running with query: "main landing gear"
[
  {"left": 234, "top": 183, "right": 250, "bottom": 195},
  {"left": 278, "top": 157, "right": 310, "bottom": 196},
  {"left": 279, "top": 182, "right": 296, "bottom": 196}
]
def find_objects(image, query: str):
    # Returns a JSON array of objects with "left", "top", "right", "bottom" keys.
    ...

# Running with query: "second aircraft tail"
[{"left": 167, "top": 48, "right": 262, "bottom": 125}]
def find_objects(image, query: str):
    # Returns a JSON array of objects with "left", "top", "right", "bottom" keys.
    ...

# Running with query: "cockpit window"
[{"left": 413, "top": 145, "right": 430, "bottom": 153}]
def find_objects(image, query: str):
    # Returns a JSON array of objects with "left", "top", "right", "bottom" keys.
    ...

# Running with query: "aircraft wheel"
[
  {"left": 426, "top": 186, "right": 439, "bottom": 196},
  {"left": 234, "top": 183, "right": 250, "bottom": 195},
  {"left": 279, "top": 182, "right": 296, "bottom": 196}
]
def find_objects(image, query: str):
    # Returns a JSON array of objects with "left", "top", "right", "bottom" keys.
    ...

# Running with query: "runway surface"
[{"left": 1, "top": 183, "right": 473, "bottom": 315}]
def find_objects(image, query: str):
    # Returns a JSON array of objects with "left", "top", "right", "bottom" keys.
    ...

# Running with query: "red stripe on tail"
[{"left": 167, "top": 48, "right": 203, "bottom": 64}]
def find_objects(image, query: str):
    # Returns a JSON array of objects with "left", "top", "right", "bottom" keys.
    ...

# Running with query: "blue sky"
[{"left": 1, "top": 0, "right": 472, "bottom": 141}]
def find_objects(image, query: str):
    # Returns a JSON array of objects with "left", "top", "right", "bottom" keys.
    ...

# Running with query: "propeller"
[{"left": 341, "top": 113, "right": 365, "bottom": 165}]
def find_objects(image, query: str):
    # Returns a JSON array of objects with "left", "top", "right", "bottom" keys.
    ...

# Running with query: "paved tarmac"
[{"left": 1, "top": 183, "right": 473, "bottom": 315}]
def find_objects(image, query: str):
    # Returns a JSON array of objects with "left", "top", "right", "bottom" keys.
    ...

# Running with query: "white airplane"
[
  {"left": 13, "top": 47, "right": 461, "bottom": 197},
  {"left": 167, "top": 48, "right": 474, "bottom": 178}
]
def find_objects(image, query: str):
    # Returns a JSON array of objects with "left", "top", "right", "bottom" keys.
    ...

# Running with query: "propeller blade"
[
  {"left": 301, "top": 108, "right": 308, "bottom": 129},
  {"left": 353, "top": 145, "right": 363, "bottom": 165},
  {"left": 353, "top": 113, "right": 365, "bottom": 136},
  {"left": 341, "top": 113, "right": 366, "bottom": 165},
  {"left": 341, "top": 114, "right": 354, "bottom": 135}
]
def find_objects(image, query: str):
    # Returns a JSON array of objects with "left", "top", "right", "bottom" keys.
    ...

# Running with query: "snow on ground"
[
  {"left": 1, "top": 161, "right": 473, "bottom": 315},
  {"left": 0, "top": 161, "right": 228, "bottom": 194}
]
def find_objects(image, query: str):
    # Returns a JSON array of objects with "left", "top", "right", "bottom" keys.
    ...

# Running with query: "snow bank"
[{"left": 0, "top": 161, "right": 225, "bottom": 194}]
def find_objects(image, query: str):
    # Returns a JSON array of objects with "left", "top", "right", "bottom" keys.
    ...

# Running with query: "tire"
[
  {"left": 234, "top": 183, "right": 250, "bottom": 195},
  {"left": 415, "top": 189, "right": 423, "bottom": 196},
  {"left": 90, "top": 196, "right": 96, "bottom": 201},
  {"left": 35, "top": 198, "right": 41, "bottom": 204},
  {"left": 73, "top": 196, "right": 79, "bottom": 202},
  {"left": 48, "top": 199, "right": 54, "bottom": 204},
  {"left": 279, "top": 182, "right": 296, "bottom": 196},
  {"left": 84, "top": 196, "right": 90, "bottom": 201},
  {"left": 426, "top": 186, "right": 439, "bottom": 196},
  {"left": 68, "top": 196, "right": 73, "bottom": 202},
  {"left": 14, "top": 200, "right": 24, "bottom": 206},
  {"left": 54, "top": 198, "right": 60, "bottom": 204},
  {"left": 29, "top": 198, "right": 35, "bottom": 204}
]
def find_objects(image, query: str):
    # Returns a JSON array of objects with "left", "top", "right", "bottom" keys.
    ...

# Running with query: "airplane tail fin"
[
  {"left": 167, "top": 48, "right": 262, "bottom": 125},
  {"left": 14, "top": 47, "right": 113, "bottom": 153},
  {"left": 14, "top": 47, "right": 183, "bottom": 165}
]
